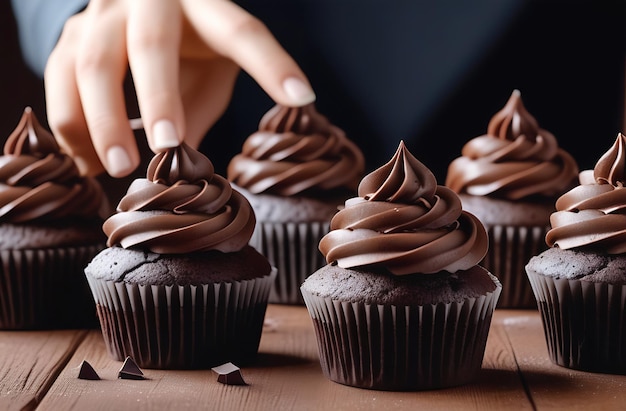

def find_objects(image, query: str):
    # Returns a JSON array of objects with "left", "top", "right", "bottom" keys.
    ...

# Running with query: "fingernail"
[
  {"left": 152, "top": 119, "right": 180, "bottom": 150},
  {"left": 106, "top": 145, "right": 133, "bottom": 176},
  {"left": 282, "top": 77, "right": 316, "bottom": 106}
]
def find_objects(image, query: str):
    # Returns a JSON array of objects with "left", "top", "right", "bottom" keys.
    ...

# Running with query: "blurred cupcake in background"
[
  {"left": 228, "top": 103, "right": 364, "bottom": 304},
  {"left": 446, "top": 90, "right": 578, "bottom": 308},
  {"left": 0, "top": 107, "right": 110, "bottom": 329}
]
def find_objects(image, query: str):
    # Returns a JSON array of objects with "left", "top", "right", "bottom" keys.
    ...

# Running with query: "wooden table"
[{"left": 1, "top": 305, "right": 625, "bottom": 411}]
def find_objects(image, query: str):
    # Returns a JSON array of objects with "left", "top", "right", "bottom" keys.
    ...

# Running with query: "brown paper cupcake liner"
[
  {"left": 527, "top": 271, "right": 626, "bottom": 374},
  {"left": 482, "top": 224, "right": 548, "bottom": 308},
  {"left": 301, "top": 285, "right": 501, "bottom": 391},
  {"left": 0, "top": 245, "right": 103, "bottom": 330},
  {"left": 250, "top": 221, "right": 329, "bottom": 305},
  {"left": 86, "top": 267, "right": 276, "bottom": 369}
]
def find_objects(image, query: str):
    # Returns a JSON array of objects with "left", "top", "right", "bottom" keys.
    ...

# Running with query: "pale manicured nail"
[
  {"left": 152, "top": 119, "right": 180, "bottom": 150},
  {"left": 282, "top": 77, "right": 316, "bottom": 106},
  {"left": 106, "top": 145, "right": 133, "bottom": 176}
]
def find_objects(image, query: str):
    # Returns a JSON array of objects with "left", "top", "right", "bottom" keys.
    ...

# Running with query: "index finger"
[{"left": 181, "top": 0, "right": 316, "bottom": 107}]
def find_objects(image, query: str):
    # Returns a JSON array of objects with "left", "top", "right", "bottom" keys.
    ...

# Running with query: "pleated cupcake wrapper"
[
  {"left": 86, "top": 267, "right": 276, "bottom": 369},
  {"left": 250, "top": 221, "right": 329, "bottom": 305},
  {"left": 301, "top": 285, "right": 501, "bottom": 391},
  {"left": 527, "top": 271, "right": 626, "bottom": 374},
  {"left": 0, "top": 245, "right": 103, "bottom": 330},
  {"left": 482, "top": 224, "right": 548, "bottom": 308}
]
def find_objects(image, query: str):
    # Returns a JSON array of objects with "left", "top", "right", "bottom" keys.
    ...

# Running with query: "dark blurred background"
[{"left": 2, "top": 0, "right": 625, "bottom": 190}]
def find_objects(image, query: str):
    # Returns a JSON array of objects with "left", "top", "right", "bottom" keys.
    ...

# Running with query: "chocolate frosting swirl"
[
  {"left": 0, "top": 107, "right": 108, "bottom": 222},
  {"left": 319, "top": 141, "right": 488, "bottom": 275},
  {"left": 546, "top": 133, "right": 626, "bottom": 253},
  {"left": 446, "top": 90, "right": 578, "bottom": 200},
  {"left": 227, "top": 103, "right": 365, "bottom": 196},
  {"left": 104, "top": 143, "right": 255, "bottom": 253}
]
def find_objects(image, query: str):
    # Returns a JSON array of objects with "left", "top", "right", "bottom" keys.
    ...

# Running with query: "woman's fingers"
[
  {"left": 181, "top": 0, "right": 316, "bottom": 107},
  {"left": 45, "top": 13, "right": 105, "bottom": 176},
  {"left": 127, "top": 0, "right": 185, "bottom": 153},
  {"left": 75, "top": 1, "right": 138, "bottom": 177}
]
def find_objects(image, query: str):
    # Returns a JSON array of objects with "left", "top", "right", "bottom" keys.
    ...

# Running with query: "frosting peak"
[
  {"left": 487, "top": 89, "right": 540, "bottom": 142},
  {"left": 227, "top": 103, "right": 365, "bottom": 196},
  {"left": 547, "top": 133, "right": 626, "bottom": 253},
  {"left": 319, "top": 141, "right": 488, "bottom": 275},
  {"left": 0, "top": 108, "right": 109, "bottom": 222},
  {"left": 445, "top": 90, "right": 578, "bottom": 200},
  {"left": 105, "top": 143, "right": 255, "bottom": 253}
]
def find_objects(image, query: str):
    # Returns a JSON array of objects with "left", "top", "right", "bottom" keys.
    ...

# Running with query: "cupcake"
[
  {"left": 84, "top": 143, "right": 276, "bottom": 369},
  {"left": 445, "top": 90, "right": 578, "bottom": 308},
  {"left": 227, "top": 103, "right": 364, "bottom": 304},
  {"left": 0, "top": 107, "right": 110, "bottom": 329},
  {"left": 526, "top": 132, "right": 626, "bottom": 374},
  {"left": 301, "top": 141, "right": 501, "bottom": 391}
]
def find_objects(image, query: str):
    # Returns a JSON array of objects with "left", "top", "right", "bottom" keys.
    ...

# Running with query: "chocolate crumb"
[
  {"left": 77, "top": 360, "right": 100, "bottom": 380},
  {"left": 118, "top": 356, "right": 145, "bottom": 380},
  {"left": 212, "top": 362, "right": 247, "bottom": 385}
]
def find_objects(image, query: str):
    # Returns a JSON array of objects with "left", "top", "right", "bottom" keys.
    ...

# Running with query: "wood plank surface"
[
  {"left": 3, "top": 306, "right": 621, "bottom": 410},
  {"left": 35, "top": 305, "right": 532, "bottom": 411},
  {"left": 0, "top": 329, "right": 88, "bottom": 411},
  {"left": 501, "top": 312, "right": 626, "bottom": 410}
]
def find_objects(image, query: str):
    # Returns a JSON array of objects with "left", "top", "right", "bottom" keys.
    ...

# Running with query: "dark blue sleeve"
[{"left": 10, "top": 0, "right": 88, "bottom": 77}]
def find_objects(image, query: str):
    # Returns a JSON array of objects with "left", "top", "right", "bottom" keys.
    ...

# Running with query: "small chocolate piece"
[
  {"left": 211, "top": 362, "right": 247, "bottom": 385},
  {"left": 77, "top": 360, "right": 100, "bottom": 380},
  {"left": 118, "top": 356, "right": 145, "bottom": 380}
]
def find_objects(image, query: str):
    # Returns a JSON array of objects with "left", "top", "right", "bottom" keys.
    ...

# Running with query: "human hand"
[{"left": 45, "top": 0, "right": 316, "bottom": 177}]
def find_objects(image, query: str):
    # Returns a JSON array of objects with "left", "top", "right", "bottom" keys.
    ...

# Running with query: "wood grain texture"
[
  {"left": 502, "top": 312, "right": 626, "bottom": 411},
  {"left": 35, "top": 306, "right": 533, "bottom": 411},
  {"left": 0, "top": 330, "right": 87, "bottom": 411}
]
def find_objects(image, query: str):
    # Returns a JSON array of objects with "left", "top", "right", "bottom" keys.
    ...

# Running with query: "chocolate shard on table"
[
  {"left": 211, "top": 362, "right": 247, "bottom": 385},
  {"left": 77, "top": 360, "right": 100, "bottom": 380},
  {"left": 118, "top": 356, "right": 145, "bottom": 380}
]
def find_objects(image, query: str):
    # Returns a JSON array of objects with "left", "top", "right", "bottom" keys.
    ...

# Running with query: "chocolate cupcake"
[
  {"left": 0, "top": 108, "right": 109, "bottom": 329},
  {"left": 85, "top": 143, "right": 275, "bottom": 369},
  {"left": 228, "top": 103, "right": 364, "bottom": 304},
  {"left": 446, "top": 90, "right": 578, "bottom": 308},
  {"left": 526, "top": 132, "right": 626, "bottom": 374},
  {"left": 301, "top": 141, "right": 501, "bottom": 390}
]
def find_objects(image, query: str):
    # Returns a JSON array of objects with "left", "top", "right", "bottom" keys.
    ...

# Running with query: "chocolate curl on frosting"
[
  {"left": 148, "top": 142, "right": 215, "bottom": 185},
  {"left": 227, "top": 103, "right": 365, "bottom": 196},
  {"left": 547, "top": 133, "right": 626, "bottom": 253},
  {"left": 593, "top": 133, "right": 626, "bottom": 186},
  {"left": 4, "top": 107, "right": 60, "bottom": 157},
  {"left": 105, "top": 144, "right": 256, "bottom": 253},
  {"left": 320, "top": 141, "right": 488, "bottom": 275},
  {"left": 358, "top": 141, "right": 437, "bottom": 204},
  {"left": 487, "top": 89, "right": 540, "bottom": 141},
  {"left": 0, "top": 108, "right": 110, "bottom": 222}
]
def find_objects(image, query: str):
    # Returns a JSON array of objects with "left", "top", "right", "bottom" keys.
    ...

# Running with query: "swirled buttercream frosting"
[
  {"left": 319, "top": 141, "right": 488, "bottom": 275},
  {"left": 446, "top": 90, "right": 578, "bottom": 200},
  {"left": 0, "top": 107, "right": 108, "bottom": 223},
  {"left": 104, "top": 143, "right": 255, "bottom": 253},
  {"left": 546, "top": 133, "right": 626, "bottom": 253},
  {"left": 227, "top": 103, "right": 365, "bottom": 196}
]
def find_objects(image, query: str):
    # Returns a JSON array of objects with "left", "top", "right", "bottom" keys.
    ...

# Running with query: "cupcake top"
[
  {"left": 0, "top": 107, "right": 109, "bottom": 223},
  {"left": 546, "top": 132, "right": 626, "bottom": 253},
  {"left": 319, "top": 141, "right": 488, "bottom": 275},
  {"left": 103, "top": 143, "right": 256, "bottom": 254},
  {"left": 445, "top": 90, "right": 578, "bottom": 200},
  {"left": 227, "top": 103, "right": 365, "bottom": 196}
]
